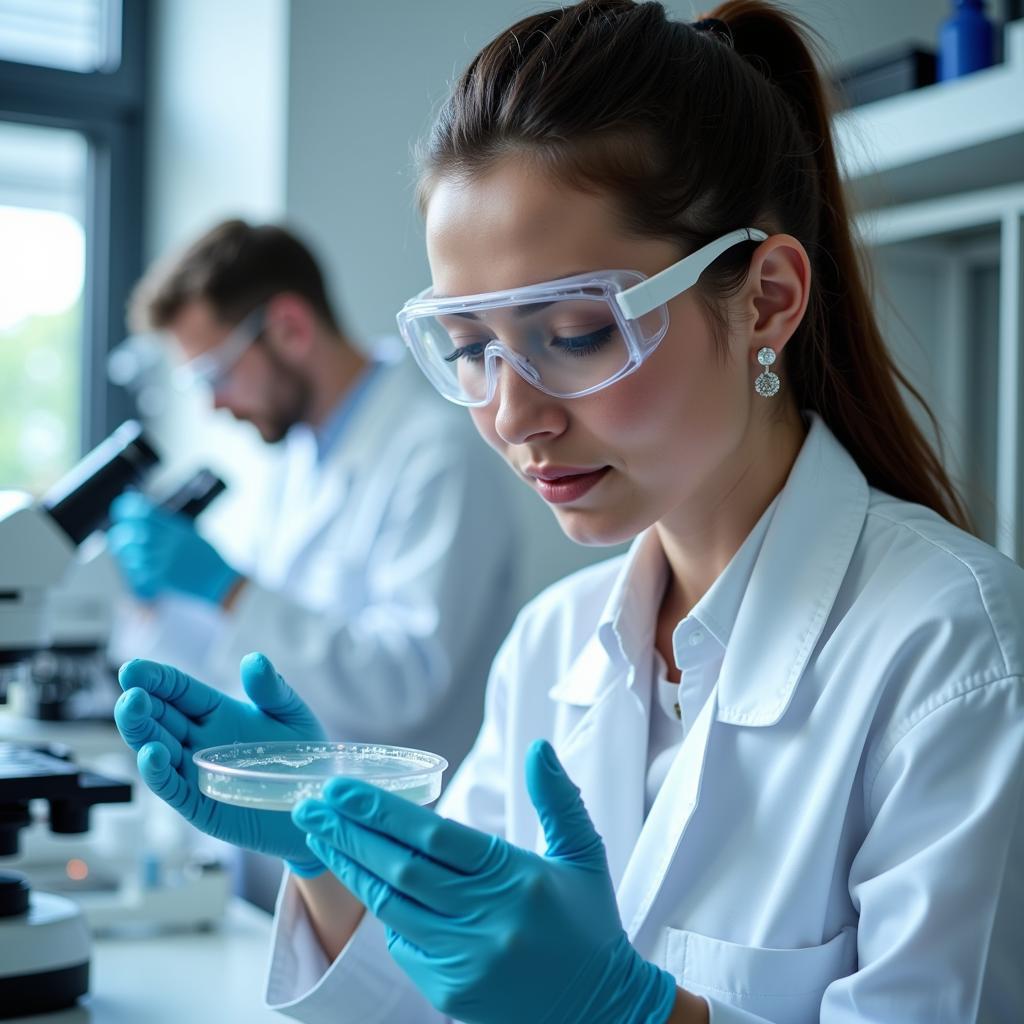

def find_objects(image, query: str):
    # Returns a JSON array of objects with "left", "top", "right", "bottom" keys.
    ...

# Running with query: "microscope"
[
  {"left": 0, "top": 743, "right": 131, "bottom": 1017},
  {"left": 0, "top": 423, "right": 153, "bottom": 1012},
  {"left": 0, "top": 424, "right": 232, "bottom": 1014},
  {"left": 1, "top": 420, "right": 159, "bottom": 722},
  {"left": 0, "top": 421, "right": 225, "bottom": 722}
]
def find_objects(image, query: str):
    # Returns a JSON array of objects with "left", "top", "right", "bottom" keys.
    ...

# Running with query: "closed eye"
[
  {"left": 444, "top": 341, "right": 489, "bottom": 363},
  {"left": 550, "top": 324, "right": 615, "bottom": 357}
]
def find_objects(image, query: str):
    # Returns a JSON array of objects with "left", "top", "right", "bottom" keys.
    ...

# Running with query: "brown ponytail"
[
  {"left": 420, "top": 0, "right": 972, "bottom": 531},
  {"left": 709, "top": 1, "right": 971, "bottom": 530}
]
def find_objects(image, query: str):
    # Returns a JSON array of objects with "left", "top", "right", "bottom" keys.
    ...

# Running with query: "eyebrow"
[
  {"left": 443, "top": 300, "right": 559, "bottom": 321},
  {"left": 431, "top": 269, "right": 596, "bottom": 306}
]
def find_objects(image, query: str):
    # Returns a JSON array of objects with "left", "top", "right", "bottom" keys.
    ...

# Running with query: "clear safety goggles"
[
  {"left": 173, "top": 306, "right": 266, "bottom": 392},
  {"left": 397, "top": 228, "right": 766, "bottom": 406}
]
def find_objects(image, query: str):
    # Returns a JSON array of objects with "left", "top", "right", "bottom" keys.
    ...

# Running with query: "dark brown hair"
[
  {"left": 418, "top": 0, "right": 971, "bottom": 530},
  {"left": 129, "top": 218, "right": 340, "bottom": 333}
]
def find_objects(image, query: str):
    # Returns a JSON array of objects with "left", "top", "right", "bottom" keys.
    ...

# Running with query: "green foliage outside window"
[{"left": 0, "top": 302, "right": 81, "bottom": 494}]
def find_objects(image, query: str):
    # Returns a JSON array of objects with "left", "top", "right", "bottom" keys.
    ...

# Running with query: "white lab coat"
[
  {"left": 265, "top": 413, "right": 1024, "bottom": 1024},
  {"left": 122, "top": 358, "right": 521, "bottom": 775}
]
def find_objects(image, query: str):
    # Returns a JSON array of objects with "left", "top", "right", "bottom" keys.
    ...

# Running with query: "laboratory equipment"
[
  {"left": 0, "top": 422, "right": 157, "bottom": 720},
  {"left": 0, "top": 741, "right": 131, "bottom": 1018},
  {"left": 0, "top": 421, "right": 225, "bottom": 722},
  {"left": 194, "top": 741, "right": 447, "bottom": 811},
  {"left": 938, "top": 0, "right": 995, "bottom": 80},
  {"left": 833, "top": 46, "right": 937, "bottom": 108},
  {"left": 0, "top": 713, "right": 232, "bottom": 936},
  {"left": 117, "top": 655, "right": 329, "bottom": 877},
  {"left": 0, "top": 428, "right": 233, "bottom": 943}
]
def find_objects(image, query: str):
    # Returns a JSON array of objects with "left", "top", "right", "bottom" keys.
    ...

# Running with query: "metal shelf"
[
  {"left": 836, "top": 21, "right": 1024, "bottom": 208},
  {"left": 857, "top": 186, "right": 1024, "bottom": 561},
  {"left": 836, "top": 15, "right": 1024, "bottom": 562}
]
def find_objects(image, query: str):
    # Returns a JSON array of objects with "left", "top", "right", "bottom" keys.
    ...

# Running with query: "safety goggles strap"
[{"left": 614, "top": 228, "right": 767, "bottom": 321}]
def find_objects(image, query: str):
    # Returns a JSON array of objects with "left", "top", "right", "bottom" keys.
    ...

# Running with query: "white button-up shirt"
[
  {"left": 646, "top": 495, "right": 779, "bottom": 816},
  {"left": 266, "top": 413, "right": 1024, "bottom": 1024}
]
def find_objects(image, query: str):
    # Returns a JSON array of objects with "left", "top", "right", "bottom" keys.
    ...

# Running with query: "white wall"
[
  {"left": 145, "top": 0, "right": 288, "bottom": 260},
  {"left": 285, "top": 0, "right": 525, "bottom": 342},
  {"left": 793, "top": 0, "right": 952, "bottom": 67},
  {"left": 143, "top": 0, "right": 289, "bottom": 560}
]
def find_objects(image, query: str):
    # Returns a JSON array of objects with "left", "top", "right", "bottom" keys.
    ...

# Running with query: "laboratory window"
[{"left": 0, "top": 0, "right": 145, "bottom": 495}]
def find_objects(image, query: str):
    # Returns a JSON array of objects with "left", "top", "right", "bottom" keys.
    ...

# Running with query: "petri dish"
[{"left": 193, "top": 740, "right": 447, "bottom": 811}]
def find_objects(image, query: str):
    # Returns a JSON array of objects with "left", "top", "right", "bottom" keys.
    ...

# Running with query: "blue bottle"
[{"left": 938, "top": 0, "right": 996, "bottom": 81}]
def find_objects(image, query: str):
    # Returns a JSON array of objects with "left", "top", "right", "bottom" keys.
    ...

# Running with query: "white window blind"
[{"left": 0, "top": 0, "right": 119, "bottom": 73}]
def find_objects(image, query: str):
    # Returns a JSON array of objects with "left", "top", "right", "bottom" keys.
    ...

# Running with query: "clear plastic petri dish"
[{"left": 193, "top": 740, "right": 448, "bottom": 811}]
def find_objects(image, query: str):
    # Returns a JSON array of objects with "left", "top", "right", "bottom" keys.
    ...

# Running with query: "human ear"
[
  {"left": 744, "top": 234, "right": 811, "bottom": 360},
  {"left": 265, "top": 293, "right": 317, "bottom": 359}
]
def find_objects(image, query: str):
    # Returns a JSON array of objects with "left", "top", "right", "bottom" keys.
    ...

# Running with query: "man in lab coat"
[{"left": 109, "top": 219, "right": 520, "bottom": 904}]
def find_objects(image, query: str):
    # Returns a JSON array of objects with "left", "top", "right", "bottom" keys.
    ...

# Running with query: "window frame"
[{"left": 0, "top": 0, "right": 146, "bottom": 454}]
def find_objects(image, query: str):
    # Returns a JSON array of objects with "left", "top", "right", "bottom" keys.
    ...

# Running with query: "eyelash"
[
  {"left": 554, "top": 324, "right": 614, "bottom": 356},
  {"left": 444, "top": 324, "right": 615, "bottom": 363}
]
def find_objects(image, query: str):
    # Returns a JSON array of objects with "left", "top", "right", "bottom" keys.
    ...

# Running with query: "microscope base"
[{"left": 0, "top": 888, "right": 90, "bottom": 1019}]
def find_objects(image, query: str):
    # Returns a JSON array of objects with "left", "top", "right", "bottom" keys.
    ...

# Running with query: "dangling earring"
[{"left": 754, "top": 347, "right": 780, "bottom": 398}]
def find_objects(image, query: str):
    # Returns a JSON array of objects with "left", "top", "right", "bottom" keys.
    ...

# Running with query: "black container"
[{"left": 833, "top": 46, "right": 937, "bottom": 109}]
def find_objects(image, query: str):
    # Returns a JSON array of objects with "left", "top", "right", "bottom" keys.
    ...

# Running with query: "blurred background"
[{"left": 1, "top": 0, "right": 1022, "bottom": 576}]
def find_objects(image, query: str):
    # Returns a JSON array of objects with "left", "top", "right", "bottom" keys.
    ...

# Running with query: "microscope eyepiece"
[{"left": 42, "top": 421, "right": 160, "bottom": 546}]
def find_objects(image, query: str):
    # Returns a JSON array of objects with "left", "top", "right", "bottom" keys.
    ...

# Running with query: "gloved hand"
[
  {"left": 292, "top": 739, "right": 678, "bottom": 1024},
  {"left": 115, "top": 653, "right": 326, "bottom": 876},
  {"left": 108, "top": 492, "right": 240, "bottom": 604}
]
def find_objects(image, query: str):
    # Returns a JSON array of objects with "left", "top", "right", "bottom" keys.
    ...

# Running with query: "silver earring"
[{"left": 754, "top": 347, "right": 780, "bottom": 398}]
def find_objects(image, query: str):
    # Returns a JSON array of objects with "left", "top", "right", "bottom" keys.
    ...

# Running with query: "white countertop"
[{"left": 9, "top": 898, "right": 283, "bottom": 1023}]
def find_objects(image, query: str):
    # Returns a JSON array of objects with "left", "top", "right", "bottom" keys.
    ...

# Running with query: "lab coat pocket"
[{"left": 663, "top": 925, "right": 857, "bottom": 1024}]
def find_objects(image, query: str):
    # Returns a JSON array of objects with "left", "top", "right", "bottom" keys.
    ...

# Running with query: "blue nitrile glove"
[
  {"left": 108, "top": 491, "right": 240, "bottom": 604},
  {"left": 292, "top": 739, "right": 678, "bottom": 1024},
  {"left": 115, "top": 653, "right": 326, "bottom": 876}
]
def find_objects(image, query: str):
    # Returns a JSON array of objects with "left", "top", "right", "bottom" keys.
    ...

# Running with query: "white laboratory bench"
[{"left": 9, "top": 898, "right": 283, "bottom": 1023}]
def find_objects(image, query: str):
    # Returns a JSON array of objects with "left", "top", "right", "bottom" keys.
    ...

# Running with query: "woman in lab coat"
[{"left": 114, "top": 2, "right": 1024, "bottom": 1021}]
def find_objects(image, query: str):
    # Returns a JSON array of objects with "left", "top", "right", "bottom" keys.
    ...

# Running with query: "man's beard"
[{"left": 258, "top": 344, "right": 313, "bottom": 444}]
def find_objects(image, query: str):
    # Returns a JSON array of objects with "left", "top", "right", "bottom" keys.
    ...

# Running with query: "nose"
[
  {"left": 211, "top": 386, "right": 235, "bottom": 415},
  {"left": 490, "top": 358, "right": 567, "bottom": 446}
]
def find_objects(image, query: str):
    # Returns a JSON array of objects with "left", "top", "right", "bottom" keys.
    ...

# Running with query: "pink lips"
[{"left": 524, "top": 465, "right": 611, "bottom": 504}]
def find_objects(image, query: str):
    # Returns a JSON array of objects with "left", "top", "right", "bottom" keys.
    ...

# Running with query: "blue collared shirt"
[{"left": 313, "top": 361, "right": 383, "bottom": 465}]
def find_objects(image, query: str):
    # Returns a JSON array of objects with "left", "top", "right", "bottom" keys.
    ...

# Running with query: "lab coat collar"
[
  {"left": 548, "top": 414, "right": 868, "bottom": 725},
  {"left": 547, "top": 530, "right": 664, "bottom": 707},
  {"left": 679, "top": 490, "right": 779, "bottom": 657},
  {"left": 716, "top": 413, "right": 868, "bottom": 725}
]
